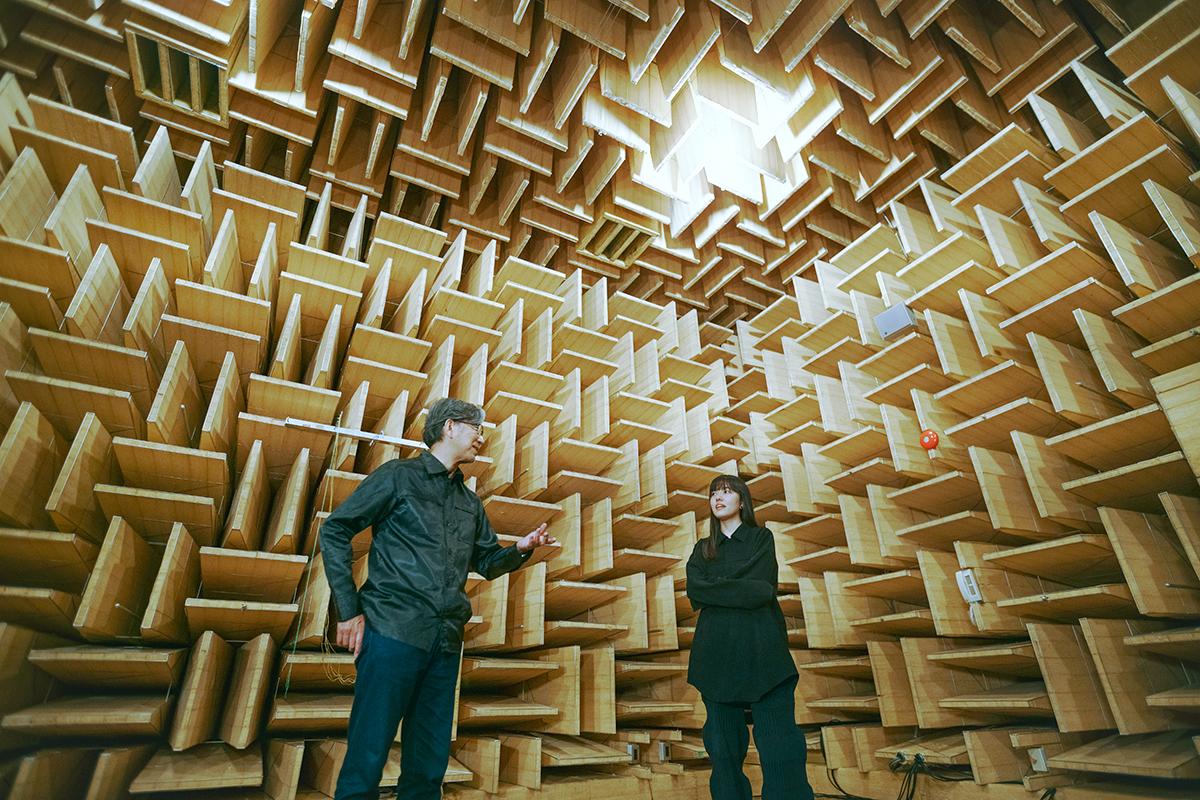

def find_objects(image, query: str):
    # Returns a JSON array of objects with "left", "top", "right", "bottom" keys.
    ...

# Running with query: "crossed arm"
[{"left": 686, "top": 532, "right": 779, "bottom": 611}]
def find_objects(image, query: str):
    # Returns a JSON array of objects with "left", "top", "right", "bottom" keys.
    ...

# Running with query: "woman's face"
[{"left": 711, "top": 486, "right": 742, "bottom": 524}]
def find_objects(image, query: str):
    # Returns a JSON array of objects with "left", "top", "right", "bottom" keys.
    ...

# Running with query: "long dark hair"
[{"left": 701, "top": 474, "right": 757, "bottom": 561}]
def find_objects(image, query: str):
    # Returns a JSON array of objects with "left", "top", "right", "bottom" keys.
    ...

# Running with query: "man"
[{"left": 321, "top": 397, "right": 555, "bottom": 800}]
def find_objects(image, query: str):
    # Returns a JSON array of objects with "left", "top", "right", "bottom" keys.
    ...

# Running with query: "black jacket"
[
  {"left": 685, "top": 523, "right": 798, "bottom": 703},
  {"left": 320, "top": 449, "right": 530, "bottom": 653}
]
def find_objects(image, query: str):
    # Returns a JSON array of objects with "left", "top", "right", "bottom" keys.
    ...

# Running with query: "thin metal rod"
[{"left": 284, "top": 417, "right": 425, "bottom": 450}]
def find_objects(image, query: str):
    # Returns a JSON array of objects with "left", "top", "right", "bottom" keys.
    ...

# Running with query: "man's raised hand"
[{"left": 516, "top": 523, "right": 555, "bottom": 552}]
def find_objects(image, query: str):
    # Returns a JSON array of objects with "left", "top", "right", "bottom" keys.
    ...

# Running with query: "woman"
[{"left": 686, "top": 474, "right": 813, "bottom": 800}]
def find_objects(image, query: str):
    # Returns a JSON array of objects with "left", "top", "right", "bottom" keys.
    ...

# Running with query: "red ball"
[{"left": 920, "top": 430, "right": 939, "bottom": 450}]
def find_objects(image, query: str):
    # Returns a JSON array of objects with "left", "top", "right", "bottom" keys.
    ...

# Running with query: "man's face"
[{"left": 446, "top": 418, "right": 485, "bottom": 464}]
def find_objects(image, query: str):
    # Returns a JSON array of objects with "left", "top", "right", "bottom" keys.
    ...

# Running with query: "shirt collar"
[
  {"left": 419, "top": 449, "right": 463, "bottom": 483},
  {"left": 721, "top": 522, "right": 750, "bottom": 541}
]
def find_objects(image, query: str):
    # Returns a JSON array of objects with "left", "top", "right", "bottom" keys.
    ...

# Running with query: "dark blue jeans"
[
  {"left": 334, "top": 628, "right": 460, "bottom": 800},
  {"left": 701, "top": 675, "right": 813, "bottom": 800}
]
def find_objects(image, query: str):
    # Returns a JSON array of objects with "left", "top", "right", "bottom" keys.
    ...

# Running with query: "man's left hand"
[{"left": 517, "top": 523, "right": 555, "bottom": 552}]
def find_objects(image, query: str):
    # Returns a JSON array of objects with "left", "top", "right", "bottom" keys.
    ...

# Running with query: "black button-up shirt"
[
  {"left": 321, "top": 450, "right": 531, "bottom": 653},
  {"left": 686, "top": 523, "right": 798, "bottom": 703}
]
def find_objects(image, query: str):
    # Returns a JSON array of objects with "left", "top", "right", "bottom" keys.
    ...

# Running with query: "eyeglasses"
[{"left": 455, "top": 419, "right": 483, "bottom": 435}]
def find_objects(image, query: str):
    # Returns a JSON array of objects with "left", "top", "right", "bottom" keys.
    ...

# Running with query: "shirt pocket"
[
  {"left": 453, "top": 496, "right": 477, "bottom": 527},
  {"left": 711, "top": 547, "right": 750, "bottom": 577},
  {"left": 451, "top": 498, "right": 477, "bottom": 554}
]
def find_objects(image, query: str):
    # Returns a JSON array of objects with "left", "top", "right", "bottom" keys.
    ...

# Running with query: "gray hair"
[{"left": 423, "top": 397, "right": 485, "bottom": 447}]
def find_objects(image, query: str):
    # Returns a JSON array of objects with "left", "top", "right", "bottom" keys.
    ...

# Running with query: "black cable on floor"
[{"left": 811, "top": 729, "right": 881, "bottom": 800}]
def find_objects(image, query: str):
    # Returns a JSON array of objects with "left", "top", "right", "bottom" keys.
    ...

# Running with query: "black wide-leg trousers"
[{"left": 701, "top": 675, "right": 814, "bottom": 800}]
